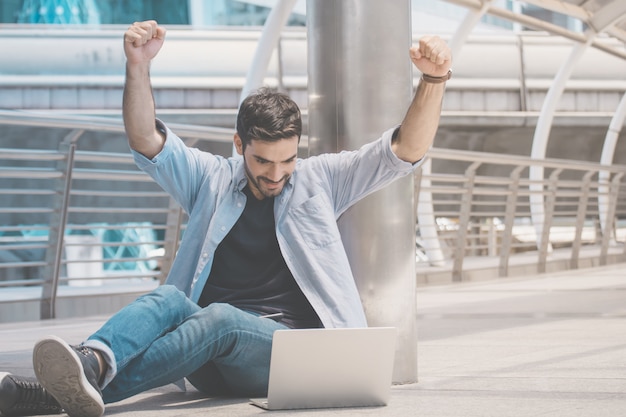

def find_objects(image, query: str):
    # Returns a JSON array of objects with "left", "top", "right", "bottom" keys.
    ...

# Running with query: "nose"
[{"left": 267, "top": 164, "right": 283, "bottom": 182}]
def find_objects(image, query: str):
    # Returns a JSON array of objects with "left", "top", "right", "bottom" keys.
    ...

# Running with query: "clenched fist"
[
  {"left": 123, "top": 20, "right": 166, "bottom": 66},
  {"left": 410, "top": 36, "right": 452, "bottom": 78}
]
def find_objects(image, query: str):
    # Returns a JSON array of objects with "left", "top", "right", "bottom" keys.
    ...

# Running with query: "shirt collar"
[{"left": 233, "top": 156, "right": 248, "bottom": 191}]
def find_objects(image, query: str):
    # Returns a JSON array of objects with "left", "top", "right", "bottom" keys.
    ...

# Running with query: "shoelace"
[
  {"left": 75, "top": 345, "right": 93, "bottom": 357},
  {"left": 9, "top": 376, "right": 62, "bottom": 413},
  {"left": 74, "top": 345, "right": 104, "bottom": 388}
]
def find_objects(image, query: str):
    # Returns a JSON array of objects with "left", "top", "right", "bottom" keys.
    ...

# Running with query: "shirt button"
[
  {"left": 202, "top": 253, "right": 208, "bottom": 258},
  {"left": 237, "top": 202, "right": 242, "bottom": 208},
  {"left": 220, "top": 226, "right": 226, "bottom": 231}
]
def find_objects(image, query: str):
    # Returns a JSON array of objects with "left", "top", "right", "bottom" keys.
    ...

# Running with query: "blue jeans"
[{"left": 83, "top": 285, "right": 288, "bottom": 403}]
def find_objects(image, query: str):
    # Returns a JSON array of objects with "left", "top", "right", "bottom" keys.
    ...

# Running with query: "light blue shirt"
[{"left": 132, "top": 121, "right": 418, "bottom": 328}]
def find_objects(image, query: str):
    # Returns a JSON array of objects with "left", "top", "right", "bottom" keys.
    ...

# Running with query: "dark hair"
[{"left": 236, "top": 87, "right": 302, "bottom": 149}]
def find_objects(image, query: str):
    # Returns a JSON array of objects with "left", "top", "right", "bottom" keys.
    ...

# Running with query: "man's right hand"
[{"left": 123, "top": 20, "right": 166, "bottom": 66}]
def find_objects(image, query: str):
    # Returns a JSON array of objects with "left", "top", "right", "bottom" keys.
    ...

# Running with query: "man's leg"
[
  {"left": 103, "top": 302, "right": 288, "bottom": 402},
  {"left": 34, "top": 286, "right": 286, "bottom": 414},
  {"left": 85, "top": 285, "right": 200, "bottom": 387},
  {"left": 184, "top": 360, "right": 231, "bottom": 397},
  {"left": 33, "top": 285, "right": 198, "bottom": 417}
]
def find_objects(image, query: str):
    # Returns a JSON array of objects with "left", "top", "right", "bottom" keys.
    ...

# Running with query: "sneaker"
[
  {"left": 32, "top": 336, "right": 104, "bottom": 417},
  {"left": 0, "top": 372, "right": 63, "bottom": 416}
]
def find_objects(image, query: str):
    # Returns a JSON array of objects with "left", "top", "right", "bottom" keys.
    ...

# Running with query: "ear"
[{"left": 233, "top": 134, "right": 244, "bottom": 155}]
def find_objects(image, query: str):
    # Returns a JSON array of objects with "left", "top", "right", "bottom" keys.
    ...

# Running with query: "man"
[{"left": 0, "top": 20, "right": 451, "bottom": 417}]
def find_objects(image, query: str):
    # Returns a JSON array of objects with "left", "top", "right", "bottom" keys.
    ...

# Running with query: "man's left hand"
[{"left": 410, "top": 36, "right": 452, "bottom": 78}]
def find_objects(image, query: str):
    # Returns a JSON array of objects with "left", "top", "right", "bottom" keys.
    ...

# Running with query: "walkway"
[{"left": 1, "top": 264, "right": 625, "bottom": 416}]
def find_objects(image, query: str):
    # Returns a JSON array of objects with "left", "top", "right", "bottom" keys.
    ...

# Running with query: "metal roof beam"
[
  {"left": 443, "top": 0, "right": 626, "bottom": 60},
  {"left": 445, "top": 0, "right": 586, "bottom": 41},
  {"left": 589, "top": 0, "right": 626, "bottom": 32}
]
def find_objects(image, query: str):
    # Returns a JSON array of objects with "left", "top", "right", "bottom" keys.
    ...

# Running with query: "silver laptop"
[{"left": 250, "top": 327, "right": 397, "bottom": 410}]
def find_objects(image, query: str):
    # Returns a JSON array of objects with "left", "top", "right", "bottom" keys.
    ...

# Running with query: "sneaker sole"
[{"left": 33, "top": 335, "right": 104, "bottom": 417}]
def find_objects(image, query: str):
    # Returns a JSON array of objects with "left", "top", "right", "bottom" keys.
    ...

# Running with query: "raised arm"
[
  {"left": 122, "top": 20, "right": 167, "bottom": 159},
  {"left": 391, "top": 36, "right": 452, "bottom": 163}
]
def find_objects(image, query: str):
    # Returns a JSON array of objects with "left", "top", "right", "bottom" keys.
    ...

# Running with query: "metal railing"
[
  {"left": 0, "top": 111, "right": 232, "bottom": 319},
  {"left": 1, "top": 111, "right": 625, "bottom": 318},
  {"left": 415, "top": 148, "right": 626, "bottom": 282}
]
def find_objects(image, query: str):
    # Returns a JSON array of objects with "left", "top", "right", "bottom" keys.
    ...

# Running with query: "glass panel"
[
  {"left": 0, "top": 0, "right": 311, "bottom": 26},
  {"left": 0, "top": 0, "right": 189, "bottom": 25}
]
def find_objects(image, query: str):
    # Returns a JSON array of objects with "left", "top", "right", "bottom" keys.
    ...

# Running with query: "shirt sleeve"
[
  {"left": 131, "top": 119, "right": 222, "bottom": 214},
  {"left": 304, "top": 126, "right": 422, "bottom": 216}
]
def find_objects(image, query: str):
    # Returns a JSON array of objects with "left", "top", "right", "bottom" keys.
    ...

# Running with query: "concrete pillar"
[{"left": 307, "top": 0, "right": 417, "bottom": 383}]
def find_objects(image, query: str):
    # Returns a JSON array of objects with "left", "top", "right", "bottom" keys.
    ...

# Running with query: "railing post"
[
  {"left": 570, "top": 170, "right": 594, "bottom": 269},
  {"left": 40, "top": 129, "right": 83, "bottom": 319},
  {"left": 416, "top": 158, "right": 446, "bottom": 267},
  {"left": 537, "top": 168, "right": 562, "bottom": 273},
  {"left": 600, "top": 172, "right": 624, "bottom": 265},
  {"left": 499, "top": 165, "right": 525, "bottom": 277},
  {"left": 621, "top": 178, "right": 626, "bottom": 260},
  {"left": 452, "top": 161, "right": 481, "bottom": 282}
]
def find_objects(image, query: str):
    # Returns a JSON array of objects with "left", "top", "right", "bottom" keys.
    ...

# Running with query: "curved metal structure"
[
  {"left": 527, "top": 0, "right": 626, "bottom": 249},
  {"left": 529, "top": 33, "right": 595, "bottom": 251},
  {"left": 419, "top": 0, "right": 493, "bottom": 268},
  {"left": 232, "top": 0, "right": 297, "bottom": 157},
  {"left": 442, "top": 0, "right": 626, "bottom": 252},
  {"left": 239, "top": 0, "right": 297, "bottom": 102},
  {"left": 599, "top": 92, "right": 626, "bottom": 241}
]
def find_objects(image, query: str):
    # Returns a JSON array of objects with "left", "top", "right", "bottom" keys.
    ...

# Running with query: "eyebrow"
[{"left": 253, "top": 153, "right": 297, "bottom": 164}]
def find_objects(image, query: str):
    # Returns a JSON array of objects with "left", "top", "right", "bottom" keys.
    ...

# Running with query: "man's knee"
[
  {"left": 132, "top": 285, "right": 191, "bottom": 317},
  {"left": 199, "top": 303, "right": 249, "bottom": 329},
  {"left": 139, "top": 285, "right": 185, "bottom": 303}
]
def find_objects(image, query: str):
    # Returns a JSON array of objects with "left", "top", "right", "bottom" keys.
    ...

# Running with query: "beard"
[{"left": 244, "top": 159, "right": 290, "bottom": 199}]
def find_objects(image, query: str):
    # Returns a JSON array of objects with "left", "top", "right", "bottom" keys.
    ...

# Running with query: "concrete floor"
[{"left": 1, "top": 264, "right": 625, "bottom": 416}]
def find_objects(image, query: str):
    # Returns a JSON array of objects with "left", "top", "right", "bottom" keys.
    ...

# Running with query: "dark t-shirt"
[{"left": 198, "top": 186, "right": 322, "bottom": 329}]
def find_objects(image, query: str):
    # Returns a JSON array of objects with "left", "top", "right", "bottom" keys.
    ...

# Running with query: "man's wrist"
[
  {"left": 125, "top": 61, "right": 151, "bottom": 78},
  {"left": 421, "top": 70, "right": 452, "bottom": 84}
]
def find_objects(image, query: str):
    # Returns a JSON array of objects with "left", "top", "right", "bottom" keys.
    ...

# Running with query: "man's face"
[{"left": 235, "top": 134, "right": 298, "bottom": 200}]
